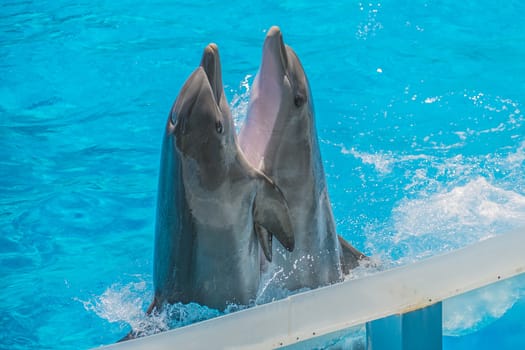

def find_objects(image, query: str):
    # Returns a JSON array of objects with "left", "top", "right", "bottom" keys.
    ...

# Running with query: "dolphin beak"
[
  {"left": 261, "top": 26, "right": 289, "bottom": 79},
  {"left": 200, "top": 43, "right": 222, "bottom": 106},
  {"left": 171, "top": 43, "right": 228, "bottom": 139}
]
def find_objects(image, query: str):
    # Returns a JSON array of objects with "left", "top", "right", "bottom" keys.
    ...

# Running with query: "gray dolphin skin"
[
  {"left": 239, "top": 26, "right": 365, "bottom": 291},
  {"left": 150, "top": 43, "right": 294, "bottom": 313}
]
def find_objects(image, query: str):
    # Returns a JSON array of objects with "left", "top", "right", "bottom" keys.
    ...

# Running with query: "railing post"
[{"left": 366, "top": 302, "right": 443, "bottom": 350}]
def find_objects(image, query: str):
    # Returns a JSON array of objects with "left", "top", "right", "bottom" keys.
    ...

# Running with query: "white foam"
[
  {"left": 347, "top": 124, "right": 525, "bottom": 333},
  {"left": 505, "top": 141, "right": 525, "bottom": 168},
  {"left": 392, "top": 177, "right": 525, "bottom": 244},
  {"left": 79, "top": 280, "right": 171, "bottom": 336},
  {"left": 81, "top": 279, "right": 229, "bottom": 338},
  {"left": 364, "top": 175, "right": 525, "bottom": 335},
  {"left": 343, "top": 147, "right": 398, "bottom": 174}
]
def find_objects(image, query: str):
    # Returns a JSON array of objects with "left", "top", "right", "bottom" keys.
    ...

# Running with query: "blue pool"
[{"left": 1, "top": 1, "right": 524, "bottom": 349}]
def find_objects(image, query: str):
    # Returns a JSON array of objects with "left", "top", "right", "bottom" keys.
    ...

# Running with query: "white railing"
[{"left": 98, "top": 228, "right": 525, "bottom": 350}]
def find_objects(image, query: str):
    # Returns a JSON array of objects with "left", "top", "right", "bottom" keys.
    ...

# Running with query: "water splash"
[
  {"left": 346, "top": 118, "right": 525, "bottom": 336},
  {"left": 361, "top": 175, "right": 525, "bottom": 335},
  {"left": 229, "top": 74, "right": 252, "bottom": 131},
  {"left": 356, "top": 2, "right": 383, "bottom": 39},
  {"left": 255, "top": 256, "right": 313, "bottom": 305},
  {"left": 80, "top": 279, "right": 228, "bottom": 338},
  {"left": 256, "top": 265, "right": 288, "bottom": 305},
  {"left": 392, "top": 177, "right": 525, "bottom": 245},
  {"left": 78, "top": 280, "right": 168, "bottom": 336}
]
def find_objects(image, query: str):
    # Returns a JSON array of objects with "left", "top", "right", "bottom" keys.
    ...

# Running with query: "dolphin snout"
[
  {"left": 200, "top": 43, "right": 222, "bottom": 105},
  {"left": 263, "top": 26, "right": 288, "bottom": 73},
  {"left": 267, "top": 25, "right": 282, "bottom": 39}
]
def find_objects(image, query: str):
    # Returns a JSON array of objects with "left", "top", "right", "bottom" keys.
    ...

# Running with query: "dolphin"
[
  {"left": 239, "top": 26, "right": 365, "bottom": 292},
  {"left": 149, "top": 43, "right": 294, "bottom": 313}
]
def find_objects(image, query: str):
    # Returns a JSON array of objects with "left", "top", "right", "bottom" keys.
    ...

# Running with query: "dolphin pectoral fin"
[
  {"left": 338, "top": 235, "right": 367, "bottom": 275},
  {"left": 255, "top": 224, "right": 273, "bottom": 262},
  {"left": 254, "top": 175, "right": 295, "bottom": 253}
]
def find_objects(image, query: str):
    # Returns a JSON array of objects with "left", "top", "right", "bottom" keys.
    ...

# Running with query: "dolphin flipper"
[
  {"left": 254, "top": 224, "right": 272, "bottom": 262},
  {"left": 338, "top": 235, "right": 367, "bottom": 275},
  {"left": 253, "top": 175, "right": 295, "bottom": 262}
]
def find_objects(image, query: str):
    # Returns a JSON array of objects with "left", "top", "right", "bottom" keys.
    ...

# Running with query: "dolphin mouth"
[
  {"left": 200, "top": 43, "right": 222, "bottom": 107},
  {"left": 263, "top": 26, "right": 288, "bottom": 75},
  {"left": 172, "top": 43, "right": 223, "bottom": 134},
  {"left": 257, "top": 26, "right": 290, "bottom": 86}
]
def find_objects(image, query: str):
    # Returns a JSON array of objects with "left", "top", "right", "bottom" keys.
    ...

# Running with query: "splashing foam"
[
  {"left": 351, "top": 135, "right": 525, "bottom": 336},
  {"left": 369, "top": 177, "right": 525, "bottom": 336},
  {"left": 79, "top": 281, "right": 170, "bottom": 337},
  {"left": 83, "top": 281, "right": 148, "bottom": 324},
  {"left": 343, "top": 147, "right": 397, "bottom": 174},
  {"left": 81, "top": 280, "right": 228, "bottom": 338},
  {"left": 393, "top": 177, "right": 525, "bottom": 245},
  {"left": 506, "top": 140, "right": 525, "bottom": 167}
]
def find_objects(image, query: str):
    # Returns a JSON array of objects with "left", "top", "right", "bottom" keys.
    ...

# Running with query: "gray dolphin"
[
  {"left": 150, "top": 43, "right": 294, "bottom": 313},
  {"left": 239, "top": 26, "right": 364, "bottom": 292}
]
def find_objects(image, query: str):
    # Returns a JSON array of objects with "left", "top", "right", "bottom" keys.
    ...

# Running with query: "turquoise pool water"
[{"left": 1, "top": 1, "right": 524, "bottom": 349}]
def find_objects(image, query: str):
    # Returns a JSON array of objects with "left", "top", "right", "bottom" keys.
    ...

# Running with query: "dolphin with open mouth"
[
  {"left": 130, "top": 43, "right": 295, "bottom": 324},
  {"left": 239, "top": 26, "right": 365, "bottom": 292}
]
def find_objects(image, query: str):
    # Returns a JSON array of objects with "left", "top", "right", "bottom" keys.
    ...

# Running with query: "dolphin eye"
[
  {"left": 215, "top": 120, "right": 223, "bottom": 134},
  {"left": 294, "top": 93, "right": 306, "bottom": 108}
]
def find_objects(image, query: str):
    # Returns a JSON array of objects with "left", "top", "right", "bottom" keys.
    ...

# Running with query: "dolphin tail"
[
  {"left": 253, "top": 174, "right": 295, "bottom": 262},
  {"left": 338, "top": 235, "right": 367, "bottom": 275}
]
